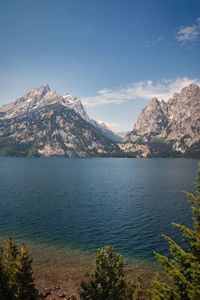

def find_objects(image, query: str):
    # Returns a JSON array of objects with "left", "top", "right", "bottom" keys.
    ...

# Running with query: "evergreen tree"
[
  {"left": 0, "top": 238, "right": 38, "bottom": 300},
  {"left": 2, "top": 238, "right": 19, "bottom": 299},
  {"left": 151, "top": 164, "right": 200, "bottom": 299},
  {"left": 0, "top": 245, "right": 9, "bottom": 300},
  {"left": 14, "top": 244, "right": 38, "bottom": 300},
  {"left": 80, "top": 245, "right": 134, "bottom": 300}
]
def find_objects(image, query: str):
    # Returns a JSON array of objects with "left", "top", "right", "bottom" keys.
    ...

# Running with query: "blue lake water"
[{"left": 0, "top": 158, "right": 198, "bottom": 263}]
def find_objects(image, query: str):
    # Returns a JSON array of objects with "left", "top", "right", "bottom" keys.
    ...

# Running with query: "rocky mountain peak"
[
  {"left": 0, "top": 84, "right": 64, "bottom": 119},
  {"left": 150, "top": 97, "right": 159, "bottom": 104},
  {"left": 99, "top": 122, "right": 108, "bottom": 129},
  {"left": 127, "top": 83, "right": 200, "bottom": 156},
  {"left": 170, "top": 83, "right": 200, "bottom": 103},
  {"left": 24, "top": 84, "right": 51, "bottom": 99},
  {"left": 35, "top": 83, "right": 50, "bottom": 93},
  {"left": 145, "top": 97, "right": 160, "bottom": 111},
  {"left": 63, "top": 93, "right": 90, "bottom": 123},
  {"left": 0, "top": 85, "right": 122, "bottom": 147},
  {"left": 132, "top": 95, "right": 166, "bottom": 137},
  {"left": 63, "top": 93, "right": 77, "bottom": 102},
  {"left": 181, "top": 83, "right": 200, "bottom": 94}
]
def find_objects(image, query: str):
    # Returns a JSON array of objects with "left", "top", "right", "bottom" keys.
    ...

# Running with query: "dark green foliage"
[
  {"left": 14, "top": 244, "right": 37, "bottom": 300},
  {"left": 0, "top": 238, "right": 38, "bottom": 300},
  {"left": 185, "top": 142, "right": 200, "bottom": 158},
  {"left": 0, "top": 245, "right": 9, "bottom": 300},
  {"left": 131, "top": 275, "right": 143, "bottom": 300},
  {"left": 2, "top": 238, "right": 19, "bottom": 299},
  {"left": 80, "top": 246, "right": 134, "bottom": 300},
  {"left": 148, "top": 139, "right": 181, "bottom": 158},
  {"left": 151, "top": 163, "right": 200, "bottom": 299}
]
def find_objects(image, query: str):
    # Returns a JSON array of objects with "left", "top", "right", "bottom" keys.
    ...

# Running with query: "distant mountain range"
[{"left": 0, "top": 83, "right": 199, "bottom": 157}]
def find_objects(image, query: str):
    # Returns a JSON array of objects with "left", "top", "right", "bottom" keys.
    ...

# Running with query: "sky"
[{"left": 0, "top": 0, "right": 200, "bottom": 131}]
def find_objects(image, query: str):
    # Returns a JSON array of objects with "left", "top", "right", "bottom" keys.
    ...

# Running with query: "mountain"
[
  {"left": 92, "top": 121, "right": 122, "bottom": 142},
  {"left": 0, "top": 83, "right": 199, "bottom": 158},
  {"left": 117, "top": 131, "right": 130, "bottom": 140},
  {"left": 63, "top": 93, "right": 122, "bottom": 142},
  {"left": 122, "top": 83, "right": 200, "bottom": 157},
  {"left": 0, "top": 85, "right": 122, "bottom": 157}
]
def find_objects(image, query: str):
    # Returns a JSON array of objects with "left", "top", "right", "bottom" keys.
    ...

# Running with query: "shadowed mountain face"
[
  {"left": 0, "top": 85, "right": 121, "bottom": 157},
  {"left": 0, "top": 84, "right": 199, "bottom": 157},
  {"left": 122, "top": 83, "right": 200, "bottom": 157}
]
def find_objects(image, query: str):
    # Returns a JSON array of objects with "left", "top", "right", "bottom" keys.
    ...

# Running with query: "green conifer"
[
  {"left": 0, "top": 238, "right": 38, "bottom": 300},
  {"left": 3, "top": 238, "right": 19, "bottom": 299},
  {"left": 0, "top": 245, "right": 9, "bottom": 300},
  {"left": 80, "top": 245, "right": 134, "bottom": 300},
  {"left": 14, "top": 244, "right": 38, "bottom": 300},
  {"left": 151, "top": 164, "right": 200, "bottom": 299}
]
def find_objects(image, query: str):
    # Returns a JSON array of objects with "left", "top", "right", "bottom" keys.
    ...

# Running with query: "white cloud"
[
  {"left": 82, "top": 77, "right": 200, "bottom": 107},
  {"left": 145, "top": 37, "right": 164, "bottom": 48},
  {"left": 177, "top": 17, "right": 200, "bottom": 44},
  {"left": 97, "top": 120, "right": 120, "bottom": 131}
]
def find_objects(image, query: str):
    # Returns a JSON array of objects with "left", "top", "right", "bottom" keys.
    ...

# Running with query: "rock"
[
  {"left": 67, "top": 296, "right": 77, "bottom": 300},
  {"left": 58, "top": 292, "right": 66, "bottom": 298},
  {"left": 55, "top": 286, "right": 60, "bottom": 290},
  {"left": 38, "top": 287, "right": 52, "bottom": 298}
]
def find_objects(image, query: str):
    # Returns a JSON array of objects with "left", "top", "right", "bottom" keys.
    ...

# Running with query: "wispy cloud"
[
  {"left": 82, "top": 77, "right": 200, "bottom": 107},
  {"left": 177, "top": 17, "right": 200, "bottom": 44},
  {"left": 97, "top": 120, "right": 120, "bottom": 131},
  {"left": 145, "top": 37, "right": 164, "bottom": 48}
]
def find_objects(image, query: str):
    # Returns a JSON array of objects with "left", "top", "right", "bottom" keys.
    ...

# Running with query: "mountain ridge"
[{"left": 0, "top": 83, "right": 199, "bottom": 157}]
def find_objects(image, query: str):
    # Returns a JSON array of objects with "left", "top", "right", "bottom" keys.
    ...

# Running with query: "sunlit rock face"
[{"left": 125, "top": 83, "right": 200, "bottom": 157}]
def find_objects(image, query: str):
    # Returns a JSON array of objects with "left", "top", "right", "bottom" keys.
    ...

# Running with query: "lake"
[{"left": 0, "top": 157, "right": 198, "bottom": 263}]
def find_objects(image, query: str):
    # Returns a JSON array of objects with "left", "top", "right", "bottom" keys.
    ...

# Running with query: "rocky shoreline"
[{"left": 33, "top": 258, "right": 156, "bottom": 300}]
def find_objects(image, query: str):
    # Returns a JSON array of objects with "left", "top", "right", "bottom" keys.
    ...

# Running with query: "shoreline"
[
  {"left": 25, "top": 242, "right": 158, "bottom": 299},
  {"left": 33, "top": 256, "right": 157, "bottom": 300}
]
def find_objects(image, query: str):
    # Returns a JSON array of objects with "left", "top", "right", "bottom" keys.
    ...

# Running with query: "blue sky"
[{"left": 0, "top": 0, "right": 200, "bottom": 131}]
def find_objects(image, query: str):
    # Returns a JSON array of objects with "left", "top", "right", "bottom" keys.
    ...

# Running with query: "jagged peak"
[
  {"left": 100, "top": 122, "right": 108, "bottom": 128},
  {"left": 151, "top": 97, "right": 159, "bottom": 103},
  {"left": 181, "top": 83, "right": 200, "bottom": 94},
  {"left": 63, "top": 93, "right": 78, "bottom": 102},
  {"left": 28, "top": 84, "right": 51, "bottom": 95},
  {"left": 171, "top": 83, "right": 200, "bottom": 101},
  {"left": 39, "top": 83, "right": 50, "bottom": 90},
  {"left": 148, "top": 97, "right": 160, "bottom": 108},
  {"left": 16, "top": 84, "right": 52, "bottom": 103},
  {"left": 63, "top": 92, "right": 75, "bottom": 98}
]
